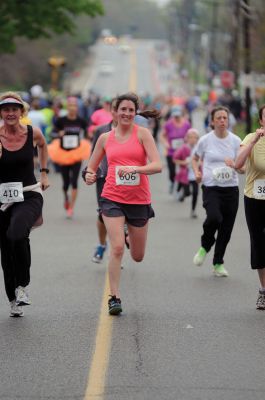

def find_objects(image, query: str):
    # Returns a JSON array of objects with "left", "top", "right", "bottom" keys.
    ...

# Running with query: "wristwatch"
[{"left": 40, "top": 168, "right": 49, "bottom": 173}]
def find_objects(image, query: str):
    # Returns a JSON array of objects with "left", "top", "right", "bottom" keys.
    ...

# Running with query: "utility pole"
[
  {"left": 228, "top": 0, "right": 240, "bottom": 86},
  {"left": 242, "top": 0, "right": 252, "bottom": 133},
  {"left": 209, "top": 0, "right": 219, "bottom": 80}
]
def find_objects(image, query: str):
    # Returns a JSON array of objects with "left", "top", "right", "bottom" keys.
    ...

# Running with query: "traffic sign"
[{"left": 220, "top": 70, "right": 235, "bottom": 89}]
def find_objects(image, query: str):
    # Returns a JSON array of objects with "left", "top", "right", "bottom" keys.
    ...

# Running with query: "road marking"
[
  {"left": 150, "top": 47, "right": 161, "bottom": 95},
  {"left": 129, "top": 42, "right": 137, "bottom": 91},
  {"left": 84, "top": 46, "right": 137, "bottom": 400},
  {"left": 83, "top": 274, "right": 113, "bottom": 400}
]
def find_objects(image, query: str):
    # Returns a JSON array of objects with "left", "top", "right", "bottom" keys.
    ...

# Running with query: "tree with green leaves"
[{"left": 0, "top": 0, "right": 104, "bottom": 54}]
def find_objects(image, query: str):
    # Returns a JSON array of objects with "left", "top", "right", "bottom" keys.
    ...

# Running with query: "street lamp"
[{"left": 48, "top": 56, "right": 66, "bottom": 91}]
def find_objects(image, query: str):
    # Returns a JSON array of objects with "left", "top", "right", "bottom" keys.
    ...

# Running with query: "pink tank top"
[{"left": 101, "top": 125, "right": 151, "bottom": 204}]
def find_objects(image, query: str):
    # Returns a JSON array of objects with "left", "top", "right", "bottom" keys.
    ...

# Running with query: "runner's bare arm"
[
  {"left": 174, "top": 159, "right": 189, "bottom": 166},
  {"left": 192, "top": 153, "right": 202, "bottom": 183},
  {"left": 86, "top": 132, "right": 107, "bottom": 172},
  {"left": 33, "top": 127, "right": 50, "bottom": 190},
  {"left": 235, "top": 129, "right": 264, "bottom": 169}
]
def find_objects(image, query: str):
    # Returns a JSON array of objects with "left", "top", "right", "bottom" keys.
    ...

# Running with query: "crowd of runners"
[{"left": 0, "top": 87, "right": 265, "bottom": 317}]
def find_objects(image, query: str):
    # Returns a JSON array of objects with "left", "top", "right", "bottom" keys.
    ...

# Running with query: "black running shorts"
[{"left": 99, "top": 197, "right": 155, "bottom": 227}]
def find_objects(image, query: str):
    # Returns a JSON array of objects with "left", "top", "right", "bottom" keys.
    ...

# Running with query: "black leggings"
[
  {"left": 244, "top": 196, "right": 265, "bottom": 269},
  {"left": 0, "top": 193, "right": 43, "bottom": 302},
  {"left": 96, "top": 177, "right": 106, "bottom": 223},
  {"left": 166, "top": 156, "right": 176, "bottom": 184},
  {"left": 201, "top": 186, "right": 239, "bottom": 265},
  {"left": 61, "top": 162, "right": 82, "bottom": 192},
  {"left": 177, "top": 180, "right": 199, "bottom": 210},
  {"left": 190, "top": 180, "right": 199, "bottom": 211}
]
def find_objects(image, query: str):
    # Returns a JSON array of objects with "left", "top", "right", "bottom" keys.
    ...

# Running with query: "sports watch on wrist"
[{"left": 40, "top": 168, "right": 49, "bottom": 173}]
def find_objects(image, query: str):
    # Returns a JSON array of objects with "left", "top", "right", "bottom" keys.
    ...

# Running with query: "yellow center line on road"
[
  {"left": 84, "top": 274, "right": 112, "bottom": 399},
  {"left": 83, "top": 45, "right": 138, "bottom": 400}
]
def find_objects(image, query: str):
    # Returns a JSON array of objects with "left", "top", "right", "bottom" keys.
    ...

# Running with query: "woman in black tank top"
[{"left": 0, "top": 92, "right": 49, "bottom": 318}]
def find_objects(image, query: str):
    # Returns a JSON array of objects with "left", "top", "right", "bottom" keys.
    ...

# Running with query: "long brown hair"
[
  {"left": 115, "top": 92, "right": 160, "bottom": 119},
  {"left": 258, "top": 104, "right": 265, "bottom": 121}
]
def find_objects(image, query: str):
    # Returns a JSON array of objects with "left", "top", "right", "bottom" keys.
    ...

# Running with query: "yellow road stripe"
[
  {"left": 129, "top": 42, "right": 137, "bottom": 92},
  {"left": 84, "top": 274, "right": 112, "bottom": 399},
  {"left": 84, "top": 44, "right": 137, "bottom": 400}
]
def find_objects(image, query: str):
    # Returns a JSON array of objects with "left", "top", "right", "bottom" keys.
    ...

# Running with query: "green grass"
[{"left": 234, "top": 119, "right": 259, "bottom": 140}]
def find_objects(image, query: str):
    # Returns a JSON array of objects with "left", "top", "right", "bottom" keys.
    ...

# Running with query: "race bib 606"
[
  {"left": 0, "top": 182, "right": 24, "bottom": 204},
  {"left": 115, "top": 166, "right": 140, "bottom": 186},
  {"left": 253, "top": 179, "right": 265, "bottom": 199},
  {"left": 212, "top": 166, "right": 233, "bottom": 183}
]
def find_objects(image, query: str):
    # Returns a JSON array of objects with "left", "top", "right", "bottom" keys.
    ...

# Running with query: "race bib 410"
[
  {"left": 212, "top": 166, "right": 233, "bottom": 183},
  {"left": 115, "top": 166, "right": 140, "bottom": 186},
  {"left": 0, "top": 182, "right": 24, "bottom": 204}
]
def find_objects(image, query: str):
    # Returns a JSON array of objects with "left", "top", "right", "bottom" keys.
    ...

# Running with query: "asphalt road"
[
  {"left": 0, "top": 40, "right": 265, "bottom": 400},
  {"left": 69, "top": 38, "right": 173, "bottom": 97}
]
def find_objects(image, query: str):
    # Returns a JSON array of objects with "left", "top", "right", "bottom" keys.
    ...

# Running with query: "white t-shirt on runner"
[
  {"left": 194, "top": 130, "right": 241, "bottom": 187},
  {"left": 188, "top": 147, "right": 196, "bottom": 181}
]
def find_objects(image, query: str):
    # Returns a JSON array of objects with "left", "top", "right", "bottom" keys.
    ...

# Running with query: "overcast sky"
[{"left": 149, "top": 0, "right": 170, "bottom": 7}]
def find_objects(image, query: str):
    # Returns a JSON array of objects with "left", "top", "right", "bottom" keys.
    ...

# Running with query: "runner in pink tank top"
[
  {"left": 102, "top": 124, "right": 151, "bottom": 204},
  {"left": 84, "top": 93, "right": 162, "bottom": 315}
]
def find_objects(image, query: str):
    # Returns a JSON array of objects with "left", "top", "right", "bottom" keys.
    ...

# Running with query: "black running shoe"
[{"left": 108, "top": 296, "right": 122, "bottom": 315}]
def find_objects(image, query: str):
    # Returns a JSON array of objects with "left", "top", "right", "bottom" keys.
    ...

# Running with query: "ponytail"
[
  {"left": 137, "top": 109, "right": 161, "bottom": 120},
  {"left": 115, "top": 92, "right": 160, "bottom": 120}
]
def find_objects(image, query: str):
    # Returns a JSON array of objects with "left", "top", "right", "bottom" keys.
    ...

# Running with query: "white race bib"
[
  {"left": 0, "top": 182, "right": 24, "bottom": 204},
  {"left": 115, "top": 166, "right": 140, "bottom": 186},
  {"left": 212, "top": 166, "right": 233, "bottom": 183},
  {"left": 171, "top": 138, "right": 183, "bottom": 150},
  {"left": 253, "top": 179, "right": 265, "bottom": 199},
  {"left": 62, "top": 135, "right": 79, "bottom": 149}
]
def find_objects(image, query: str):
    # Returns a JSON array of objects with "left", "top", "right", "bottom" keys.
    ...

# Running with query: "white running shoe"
[
  {"left": 213, "top": 264, "right": 229, "bottom": 277},
  {"left": 193, "top": 247, "right": 207, "bottom": 266},
  {"left": 10, "top": 300, "right": 24, "bottom": 317},
  {"left": 15, "top": 286, "right": 31, "bottom": 306}
]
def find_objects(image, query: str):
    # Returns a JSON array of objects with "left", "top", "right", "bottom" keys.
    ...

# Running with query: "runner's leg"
[
  {"left": 213, "top": 189, "right": 239, "bottom": 265},
  {"left": 102, "top": 215, "right": 125, "bottom": 298},
  {"left": 190, "top": 180, "right": 198, "bottom": 211},
  {"left": 201, "top": 187, "right": 222, "bottom": 252},
  {"left": 7, "top": 195, "right": 43, "bottom": 289},
  {"left": 258, "top": 270, "right": 265, "bottom": 287},
  {"left": 0, "top": 210, "right": 16, "bottom": 302},
  {"left": 127, "top": 223, "right": 149, "bottom": 262},
  {"left": 166, "top": 155, "right": 175, "bottom": 192},
  {"left": 61, "top": 165, "right": 70, "bottom": 207},
  {"left": 97, "top": 218, "right": 107, "bottom": 246},
  {"left": 96, "top": 178, "right": 107, "bottom": 246},
  {"left": 69, "top": 162, "right": 82, "bottom": 209}
]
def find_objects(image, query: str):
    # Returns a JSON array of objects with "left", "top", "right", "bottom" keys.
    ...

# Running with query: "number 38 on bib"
[
  {"left": 115, "top": 166, "right": 140, "bottom": 186},
  {"left": 253, "top": 179, "right": 265, "bottom": 199}
]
